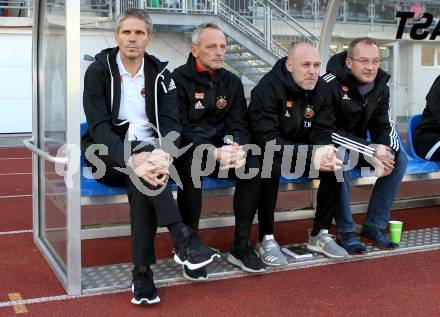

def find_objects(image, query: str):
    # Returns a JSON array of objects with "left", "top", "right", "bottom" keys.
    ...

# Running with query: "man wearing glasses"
[{"left": 322, "top": 37, "right": 407, "bottom": 254}]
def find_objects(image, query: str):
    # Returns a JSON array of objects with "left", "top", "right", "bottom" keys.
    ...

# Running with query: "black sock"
[
  {"left": 311, "top": 227, "right": 322, "bottom": 237},
  {"left": 233, "top": 238, "right": 249, "bottom": 248},
  {"left": 167, "top": 222, "right": 187, "bottom": 245},
  {"left": 135, "top": 265, "right": 151, "bottom": 273}
]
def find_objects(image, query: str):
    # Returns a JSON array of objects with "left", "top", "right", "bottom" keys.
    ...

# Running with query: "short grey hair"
[
  {"left": 115, "top": 9, "right": 153, "bottom": 34},
  {"left": 191, "top": 23, "right": 222, "bottom": 45},
  {"left": 347, "top": 37, "right": 379, "bottom": 58}
]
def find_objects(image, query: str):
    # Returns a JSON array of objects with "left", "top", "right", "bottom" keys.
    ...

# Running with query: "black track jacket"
[
  {"left": 82, "top": 47, "right": 181, "bottom": 167},
  {"left": 414, "top": 75, "right": 440, "bottom": 159},
  {"left": 172, "top": 54, "right": 250, "bottom": 147},
  {"left": 322, "top": 51, "right": 399, "bottom": 157},
  {"left": 248, "top": 57, "right": 334, "bottom": 161}
]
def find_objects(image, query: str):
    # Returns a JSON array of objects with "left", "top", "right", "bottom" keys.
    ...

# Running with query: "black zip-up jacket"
[
  {"left": 323, "top": 51, "right": 399, "bottom": 157},
  {"left": 248, "top": 57, "right": 334, "bottom": 161},
  {"left": 172, "top": 53, "right": 249, "bottom": 147},
  {"left": 82, "top": 47, "right": 181, "bottom": 167},
  {"left": 414, "top": 75, "right": 440, "bottom": 159}
]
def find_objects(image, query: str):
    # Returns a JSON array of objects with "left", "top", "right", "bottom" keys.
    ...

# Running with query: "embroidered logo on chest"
[
  {"left": 168, "top": 79, "right": 176, "bottom": 91},
  {"left": 194, "top": 101, "right": 204, "bottom": 109},
  {"left": 304, "top": 105, "right": 315, "bottom": 119},
  {"left": 216, "top": 96, "right": 228, "bottom": 109},
  {"left": 342, "top": 86, "right": 350, "bottom": 100}
]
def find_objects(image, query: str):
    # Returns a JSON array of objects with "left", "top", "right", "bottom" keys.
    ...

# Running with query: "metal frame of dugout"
[{"left": 25, "top": 0, "right": 440, "bottom": 296}]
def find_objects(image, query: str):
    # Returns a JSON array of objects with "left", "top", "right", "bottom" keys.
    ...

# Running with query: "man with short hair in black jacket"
[
  {"left": 173, "top": 23, "right": 267, "bottom": 278},
  {"left": 81, "top": 9, "right": 218, "bottom": 305},
  {"left": 249, "top": 43, "right": 348, "bottom": 259},
  {"left": 322, "top": 37, "right": 408, "bottom": 253},
  {"left": 414, "top": 75, "right": 440, "bottom": 161}
]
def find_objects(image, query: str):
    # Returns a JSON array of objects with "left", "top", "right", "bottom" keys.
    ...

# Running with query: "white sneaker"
[{"left": 256, "top": 235, "right": 288, "bottom": 266}]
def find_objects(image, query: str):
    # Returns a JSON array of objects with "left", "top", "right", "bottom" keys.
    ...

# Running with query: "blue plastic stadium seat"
[
  {"left": 80, "top": 120, "right": 440, "bottom": 198},
  {"left": 80, "top": 122, "right": 308, "bottom": 197},
  {"left": 280, "top": 175, "right": 310, "bottom": 184},
  {"left": 81, "top": 162, "right": 236, "bottom": 197},
  {"left": 405, "top": 115, "right": 440, "bottom": 173},
  {"left": 407, "top": 114, "right": 423, "bottom": 160}
]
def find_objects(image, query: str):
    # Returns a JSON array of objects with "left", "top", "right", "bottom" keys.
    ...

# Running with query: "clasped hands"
[
  {"left": 130, "top": 149, "right": 172, "bottom": 187},
  {"left": 214, "top": 139, "right": 246, "bottom": 170}
]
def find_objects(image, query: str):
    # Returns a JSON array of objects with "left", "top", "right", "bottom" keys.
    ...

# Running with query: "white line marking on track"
[
  {"left": 0, "top": 173, "right": 32, "bottom": 176},
  {"left": 0, "top": 194, "right": 32, "bottom": 199},
  {"left": 0, "top": 157, "right": 31, "bottom": 161},
  {"left": 0, "top": 230, "right": 32, "bottom": 235},
  {"left": 0, "top": 289, "right": 129, "bottom": 308}
]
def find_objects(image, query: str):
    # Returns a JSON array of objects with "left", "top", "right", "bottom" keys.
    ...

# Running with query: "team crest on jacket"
[
  {"left": 287, "top": 100, "right": 294, "bottom": 108},
  {"left": 140, "top": 87, "right": 145, "bottom": 97},
  {"left": 216, "top": 96, "right": 228, "bottom": 109},
  {"left": 195, "top": 92, "right": 205, "bottom": 100},
  {"left": 304, "top": 105, "right": 315, "bottom": 119},
  {"left": 342, "top": 85, "right": 349, "bottom": 92}
]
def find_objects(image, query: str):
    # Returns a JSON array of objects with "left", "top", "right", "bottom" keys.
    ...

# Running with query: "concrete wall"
[
  {"left": 395, "top": 42, "right": 411, "bottom": 119},
  {"left": 0, "top": 30, "right": 32, "bottom": 133},
  {"left": 410, "top": 42, "right": 440, "bottom": 115}
]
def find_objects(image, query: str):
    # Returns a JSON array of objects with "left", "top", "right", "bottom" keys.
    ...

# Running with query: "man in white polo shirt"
[{"left": 81, "top": 9, "right": 219, "bottom": 306}]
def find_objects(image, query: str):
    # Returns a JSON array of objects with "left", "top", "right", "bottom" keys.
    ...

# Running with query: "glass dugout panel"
[
  {"left": 38, "top": 0, "right": 68, "bottom": 271},
  {"left": 32, "top": 0, "right": 81, "bottom": 295}
]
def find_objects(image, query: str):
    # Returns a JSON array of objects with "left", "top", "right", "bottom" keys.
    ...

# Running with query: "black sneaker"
[
  {"left": 227, "top": 242, "right": 266, "bottom": 273},
  {"left": 182, "top": 265, "right": 208, "bottom": 282},
  {"left": 360, "top": 225, "right": 399, "bottom": 249},
  {"left": 173, "top": 226, "right": 220, "bottom": 270},
  {"left": 131, "top": 266, "right": 160, "bottom": 305},
  {"left": 337, "top": 232, "right": 368, "bottom": 254}
]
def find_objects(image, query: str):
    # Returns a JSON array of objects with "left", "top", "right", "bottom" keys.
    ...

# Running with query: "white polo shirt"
[{"left": 116, "top": 52, "right": 154, "bottom": 141}]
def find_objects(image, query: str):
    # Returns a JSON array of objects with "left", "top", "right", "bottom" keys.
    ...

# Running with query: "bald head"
[{"left": 285, "top": 43, "right": 321, "bottom": 90}]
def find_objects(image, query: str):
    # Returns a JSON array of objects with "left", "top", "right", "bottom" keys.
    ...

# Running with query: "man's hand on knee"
[
  {"left": 130, "top": 151, "right": 170, "bottom": 186},
  {"left": 373, "top": 144, "right": 395, "bottom": 176},
  {"left": 313, "top": 145, "right": 343, "bottom": 172}
]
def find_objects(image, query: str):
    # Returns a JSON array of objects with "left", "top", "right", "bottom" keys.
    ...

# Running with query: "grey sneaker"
[
  {"left": 256, "top": 235, "right": 288, "bottom": 266},
  {"left": 306, "top": 229, "right": 349, "bottom": 259}
]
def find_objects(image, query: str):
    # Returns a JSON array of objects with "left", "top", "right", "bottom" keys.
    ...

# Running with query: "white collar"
[{"left": 116, "top": 51, "right": 144, "bottom": 78}]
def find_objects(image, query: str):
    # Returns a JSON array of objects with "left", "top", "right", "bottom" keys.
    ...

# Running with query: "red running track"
[{"left": 1, "top": 248, "right": 440, "bottom": 316}]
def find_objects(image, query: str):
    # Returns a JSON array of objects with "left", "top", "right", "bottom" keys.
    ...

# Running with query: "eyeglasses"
[{"left": 349, "top": 57, "right": 382, "bottom": 66}]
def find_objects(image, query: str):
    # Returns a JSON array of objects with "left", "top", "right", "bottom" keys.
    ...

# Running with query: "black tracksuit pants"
[
  {"left": 85, "top": 152, "right": 182, "bottom": 266},
  {"left": 175, "top": 148, "right": 261, "bottom": 244},
  {"left": 259, "top": 155, "right": 341, "bottom": 237}
]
